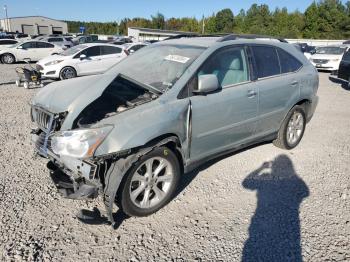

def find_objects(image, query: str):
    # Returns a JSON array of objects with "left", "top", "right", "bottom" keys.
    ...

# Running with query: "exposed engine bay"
[{"left": 74, "top": 75, "right": 158, "bottom": 128}]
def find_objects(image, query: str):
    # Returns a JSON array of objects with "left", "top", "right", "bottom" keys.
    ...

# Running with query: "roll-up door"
[
  {"left": 38, "top": 26, "right": 49, "bottom": 35},
  {"left": 22, "top": 24, "right": 34, "bottom": 35},
  {"left": 52, "top": 27, "right": 63, "bottom": 34}
]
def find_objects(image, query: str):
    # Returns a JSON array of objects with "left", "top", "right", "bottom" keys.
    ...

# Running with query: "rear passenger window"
[
  {"left": 37, "top": 42, "right": 54, "bottom": 48},
  {"left": 252, "top": 46, "right": 280, "bottom": 78},
  {"left": 101, "top": 46, "right": 122, "bottom": 55},
  {"left": 198, "top": 47, "right": 249, "bottom": 87},
  {"left": 277, "top": 49, "right": 302, "bottom": 73}
]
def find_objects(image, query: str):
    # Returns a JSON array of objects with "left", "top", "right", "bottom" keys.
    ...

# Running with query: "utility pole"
[
  {"left": 3, "top": 5, "right": 9, "bottom": 32},
  {"left": 202, "top": 15, "right": 205, "bottom": 35}
]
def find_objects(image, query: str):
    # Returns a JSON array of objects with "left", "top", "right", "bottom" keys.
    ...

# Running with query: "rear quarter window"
[
  {"left": 277, "top": 49, "right": 303, "bottom": 73},
  {"left": 251, "top": 46, "right": 280, "bottom": 78}
]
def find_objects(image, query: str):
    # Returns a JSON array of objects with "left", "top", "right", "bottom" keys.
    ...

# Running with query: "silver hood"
[{"left": 32, "top": 73, "right": 116, "bottom": 129}]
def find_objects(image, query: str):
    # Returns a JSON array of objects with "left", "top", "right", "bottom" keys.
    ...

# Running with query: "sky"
[{"left": 0, "top": 0, "right": 347, "bottom": 22}]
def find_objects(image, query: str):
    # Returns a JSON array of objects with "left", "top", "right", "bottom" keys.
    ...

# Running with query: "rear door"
[
  {"left": 189, "top": 46, "right": 258, "bottom": 162},
  {"left": 338, "top": 50, "right": 350, "bottom": 81},
  {"left": 75, "top": 46, "right": 102, "bottom": 75},
  {"left": 99, "top": 45, "right": 123, "bottom": 71},
  {"left": 250, "top": 45, "right": 302, "bottom": 136}
]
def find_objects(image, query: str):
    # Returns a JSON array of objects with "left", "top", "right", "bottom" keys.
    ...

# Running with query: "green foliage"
[{"left": 66, "top": 1, "right": 350, "bottom": 39}]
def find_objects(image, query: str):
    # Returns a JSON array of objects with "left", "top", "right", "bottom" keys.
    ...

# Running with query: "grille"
[
  {"left": 312, "top": 59, "right": 329, "bottom": 64},
  {"left": 32, "top": 107, "right": 55, "bottom": 132}
]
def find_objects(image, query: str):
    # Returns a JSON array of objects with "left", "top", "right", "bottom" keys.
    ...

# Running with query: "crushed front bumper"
[{"left": 32, "top": 130, "right": 100, "bottom": 200}]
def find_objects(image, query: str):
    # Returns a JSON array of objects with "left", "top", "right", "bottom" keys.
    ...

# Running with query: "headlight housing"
[
  {"left": 51, "top": 125, "right": 113, "bottom": 159},
  {"left": 45, "top": 60, "right": 63, "bottom": 66}
]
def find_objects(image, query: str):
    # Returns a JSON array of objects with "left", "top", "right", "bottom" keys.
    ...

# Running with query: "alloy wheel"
[
  {"left": 129, "top": 157, "right": 174, "bottom": 209},
  {"left": 286, "top": 111, "right": 304, "bottom": 146}
]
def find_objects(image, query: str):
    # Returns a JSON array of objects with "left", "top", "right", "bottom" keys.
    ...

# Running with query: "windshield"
[
  {"left": 60, "top": 45, "right": 87, "bottom": 56},
  {"left": 109, "top": 44, "right": 206, "bottom": 92},
  {"left": 315, "top": 46, "right": 346, "bottom": 55}
]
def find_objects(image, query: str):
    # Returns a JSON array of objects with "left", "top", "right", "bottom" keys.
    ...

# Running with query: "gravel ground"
[{"left": 0, "top": 64, "right": 349, "bottom": 261}]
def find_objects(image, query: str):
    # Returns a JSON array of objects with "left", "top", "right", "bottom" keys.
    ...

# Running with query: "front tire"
[
  {"left": 59, "top": 67, "right": 77, "bottom": 80},
  {"left": 118, "top": 147, "right": 181, "bottom": 217},
  {"left": 273, "top": 105, "right": 306, "bottom": 150},
  {"left": 1, "top": 53, "right": 15, "bottom": 64}
]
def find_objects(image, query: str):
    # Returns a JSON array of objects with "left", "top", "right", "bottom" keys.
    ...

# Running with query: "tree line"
[{"left": 66, "top": 0, "right": 350, "bottom": 39}]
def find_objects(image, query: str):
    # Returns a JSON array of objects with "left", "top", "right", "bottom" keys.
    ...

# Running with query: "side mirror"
[
  {"left": 193, "top": 74, "right": 220, "bottom": 95},
  {"left": 80, "top": 54, "right": 87, "bottom": 60}
]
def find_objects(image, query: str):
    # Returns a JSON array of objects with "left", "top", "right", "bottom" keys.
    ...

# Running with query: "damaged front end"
[{"left": 30, "top": 75, "right": 164, "bottom": 224}]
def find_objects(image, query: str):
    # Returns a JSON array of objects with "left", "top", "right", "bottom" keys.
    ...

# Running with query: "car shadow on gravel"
[{"left": 241, "top": 154, "right": 309, "bottom": 262}]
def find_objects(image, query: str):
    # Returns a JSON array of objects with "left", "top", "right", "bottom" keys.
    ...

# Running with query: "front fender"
[{"left": 94, "top": 98, "right": 190, "bottom": 156}]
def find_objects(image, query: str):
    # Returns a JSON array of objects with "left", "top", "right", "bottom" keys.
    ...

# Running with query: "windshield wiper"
[{"left": 119, "top": 74, "right": 163, "bottom": 95}]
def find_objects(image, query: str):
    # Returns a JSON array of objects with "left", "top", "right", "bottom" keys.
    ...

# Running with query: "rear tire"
[
  {"left": 59, "top": 67, "right": 77, "bottom": 80},
  {"left": 23, "top": 82, "right": 29, "bottom": 89},
  {"left": 1, "top": 53, "right": 15, "bottom": 64},
  {"left": 117, "top": 147, "right": 181, "bottom": 217},
  {"left": 15, "top": 80, "right": 21, "bottom": 87},
  {"left": 273, "top": 105, "right": 306, "bottom": 150}
]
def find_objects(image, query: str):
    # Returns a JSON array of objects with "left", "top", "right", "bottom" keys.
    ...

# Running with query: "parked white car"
[
  {"left": 121, "top": 42, "right": 148, "bottom": 54},
  {"left": 0, "top": 39, "right": 19, "bottom": 51},
  {"left": 36, "top": 43, "right": 128, "bottom": 79},
  {"left": 309, "top": 46, "right": 348, "bottom": 71},
  {"left": 39, "top": 36, "right": 74, "bottom": 48},
  {"left": 0, "top": 40, "right": 64, "bottom": 64}
]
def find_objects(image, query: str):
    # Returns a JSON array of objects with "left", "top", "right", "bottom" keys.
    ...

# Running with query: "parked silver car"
[{"left": 30, "top": 35, "right": 319, "bottom": 224}]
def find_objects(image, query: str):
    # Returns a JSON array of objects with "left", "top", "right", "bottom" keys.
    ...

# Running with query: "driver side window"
[
  {"left": 81, "top": 46, "right": 101, "bottom": 57},
  {"left": 198, "top": 46, "right": 249, "bottom": 87}
]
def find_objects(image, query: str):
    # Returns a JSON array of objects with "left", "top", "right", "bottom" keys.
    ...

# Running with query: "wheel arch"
[
  {"left": 59, "top": 65, "right": 77, "bottom": 78},
  {"left": 143, "top": 133, "right": 185, "bottom": 173},
  {"left": 0, "top": 52, "right": 16, "bottom": 63}
]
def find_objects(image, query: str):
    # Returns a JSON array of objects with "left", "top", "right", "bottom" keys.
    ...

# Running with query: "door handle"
[
  {"left": 291, "top": 81, "right": 298, "bottom": 86},
  {"left": 247, "top": 90, "right": 257, "bottom": 98}
]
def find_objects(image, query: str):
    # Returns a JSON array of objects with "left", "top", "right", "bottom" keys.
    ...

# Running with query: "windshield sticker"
[{"left": 164, "top": 55, "right": 190, "bottom": 64}]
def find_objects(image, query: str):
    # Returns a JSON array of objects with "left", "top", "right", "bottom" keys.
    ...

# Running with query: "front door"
[
  {"left": 16, "top": 42, "right": 37, "bottom": 61},
  {"left": 189, "top": 46, "right": 258, "bottom": 162},
  {"left": 75, "top": 46, "right": 102, "bottom": 75}
]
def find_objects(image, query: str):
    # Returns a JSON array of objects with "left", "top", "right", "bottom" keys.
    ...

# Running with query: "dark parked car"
[{"left": 329, "top": 49, "right": 350, "bottom": 88}]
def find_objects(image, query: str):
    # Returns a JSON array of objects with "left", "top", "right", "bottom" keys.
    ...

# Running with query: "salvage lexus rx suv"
[{"left": 30, "top": 35, "right": 319, "bottom": 224}]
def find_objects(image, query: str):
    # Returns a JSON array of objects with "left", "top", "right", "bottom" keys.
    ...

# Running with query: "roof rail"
[
  {"left": 163, "top": 33, "right": 288, "bottom": 43},
  {"left": 218, "top": 34, "right": 288, "bottom": 43},
  {"left": 164, "top": 33, "right": 231, "bottom": 41}
]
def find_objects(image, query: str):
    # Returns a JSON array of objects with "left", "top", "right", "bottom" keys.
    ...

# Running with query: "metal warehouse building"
[
  {"left": 128, "top": 27, "right": 194, "bottom": 42},
  {"left": 0, "top": 16, "right": 68, "bottom": 35}
]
